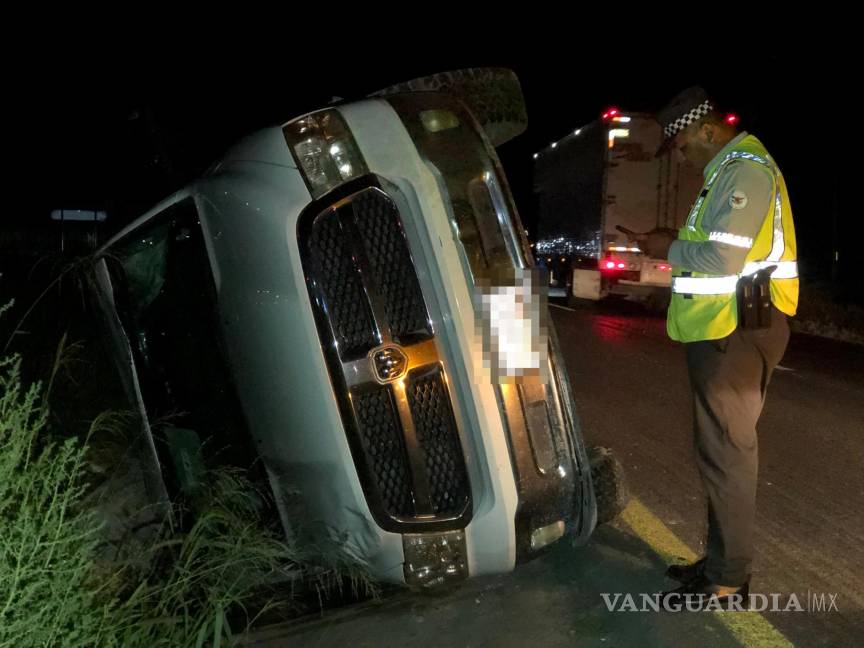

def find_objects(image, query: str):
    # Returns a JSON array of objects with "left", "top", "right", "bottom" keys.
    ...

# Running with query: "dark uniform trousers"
[{"left": 685, "top": 306, "right": 790, "bottom": 587}]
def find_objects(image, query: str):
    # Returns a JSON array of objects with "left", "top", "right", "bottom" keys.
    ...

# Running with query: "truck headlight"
[
  {"left": 283, "top": 110, "right": 369, "bottom": 199},
  {"left": 530, "top": 520, "right": 565, "bottom": 551}
]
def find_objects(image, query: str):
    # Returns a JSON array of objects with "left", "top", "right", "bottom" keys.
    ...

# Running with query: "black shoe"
[
  {"left": 665, "top": 557, "right": 706, "bottom": 584},
  {"left": 661, "top": 576, "right": 750, "bottom": 612}
]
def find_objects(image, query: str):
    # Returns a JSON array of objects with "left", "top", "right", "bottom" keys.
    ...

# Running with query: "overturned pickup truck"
[{"left": 91, "top": 69, "right": 617, "bottom": 588}]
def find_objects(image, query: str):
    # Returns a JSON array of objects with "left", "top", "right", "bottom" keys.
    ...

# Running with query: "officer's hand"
[{"left": 635, "top": 228, "right": 677, "bottom": 259}]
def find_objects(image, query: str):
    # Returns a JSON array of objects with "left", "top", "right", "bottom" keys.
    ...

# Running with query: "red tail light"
[{"left": 602, "top": 258, "right": 627, "bottom": 271}]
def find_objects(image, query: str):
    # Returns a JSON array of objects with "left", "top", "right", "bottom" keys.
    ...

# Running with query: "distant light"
[
  {"left": 533, "top": 153, "right": 539, "bottom": 159},
  {"left": 51, "top": 209, "right": 107, "bottom": 222},
  {"left": 603, "top": 107, "right": 620, "bottom": 120},
  {"left": 574, "top": 129, "right": 582, "bottom": 135},
  {"left": 612, "top": 116, "right": 631, "bottom": 123},
  {"left": 725, "top": 113, "right": 739, "bottom": 125},
  {"left": 551, "top": 142, "right": 558, "bottom": 148}
]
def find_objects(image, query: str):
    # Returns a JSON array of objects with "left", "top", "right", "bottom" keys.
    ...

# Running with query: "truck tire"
[
  {"left": 588, "top": 446, "right": 629, "bottom": 525},
  {"left": 370, "top": 68, "right": 527, "bottom": 147}
]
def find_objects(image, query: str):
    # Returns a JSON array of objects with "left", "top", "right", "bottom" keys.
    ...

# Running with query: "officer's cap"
[{"left": 655, "top": 86, "right": 715, "bottom": 156}]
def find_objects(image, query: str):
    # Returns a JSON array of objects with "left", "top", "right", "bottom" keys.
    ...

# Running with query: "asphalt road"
[
  {"left": 550, "top": 298, "right": 864, "bottom": 646},
  {"left": 251, "top": 299, "right": 864, "bottom": 647}
]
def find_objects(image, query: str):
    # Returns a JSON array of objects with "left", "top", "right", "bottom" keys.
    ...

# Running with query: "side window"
[{"left": 106, "top": 199, "right": 257, "bottom": 493}]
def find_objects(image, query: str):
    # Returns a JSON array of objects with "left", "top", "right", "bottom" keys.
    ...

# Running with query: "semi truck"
[{"left": 533, "top": 108, "right": 704, "bottom": 308}]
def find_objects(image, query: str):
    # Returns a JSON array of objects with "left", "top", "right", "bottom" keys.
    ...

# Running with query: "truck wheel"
[
  {"left": 370, "top": 68, "right": 527, "bottom": 147},
  {"left": 588, "top": 446, "right": 629, "bottom": 525}
]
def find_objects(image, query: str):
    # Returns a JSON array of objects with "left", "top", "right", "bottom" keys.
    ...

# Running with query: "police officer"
[{"left": 637, "top": 86, "right": 798, "bottom": 607}]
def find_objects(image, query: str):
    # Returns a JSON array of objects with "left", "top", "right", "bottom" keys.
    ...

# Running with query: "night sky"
[{"left": 10, "top": 43, "right": 855, "bottom": 294}]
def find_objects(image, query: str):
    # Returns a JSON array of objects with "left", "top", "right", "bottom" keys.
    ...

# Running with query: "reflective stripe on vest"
[
  {"left": 708, "top": 231, "right": 753, "bottom": 248},
  {"left": 672, "top": 260, "right": 799, "bottom": 295}
]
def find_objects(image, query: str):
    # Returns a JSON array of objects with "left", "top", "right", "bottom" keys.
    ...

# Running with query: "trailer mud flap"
[{"left": 572, "top": 269, "right": 603, "bottom": 300}]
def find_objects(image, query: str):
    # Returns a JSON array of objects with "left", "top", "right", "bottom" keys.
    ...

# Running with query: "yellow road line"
[{"left": 620, "top": 498, "right": 794, "bottom": 648}]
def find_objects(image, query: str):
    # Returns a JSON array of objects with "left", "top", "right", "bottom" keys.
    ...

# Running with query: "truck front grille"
[{"left": 300, "top": 183, "right": 472, "bottom": 532}]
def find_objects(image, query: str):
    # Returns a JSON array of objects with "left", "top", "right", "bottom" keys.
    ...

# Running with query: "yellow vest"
[{"left": 667, "top": 135, "right": 798, "bottom": 342}]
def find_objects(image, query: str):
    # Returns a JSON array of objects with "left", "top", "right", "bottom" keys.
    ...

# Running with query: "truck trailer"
[{"left": 533, "top": 108, "right": 704, "bottom": 308}]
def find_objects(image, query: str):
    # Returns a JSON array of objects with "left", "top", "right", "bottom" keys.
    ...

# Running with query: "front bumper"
[{"left": 502, "top": 318, "right": 596, "bottom": 564}]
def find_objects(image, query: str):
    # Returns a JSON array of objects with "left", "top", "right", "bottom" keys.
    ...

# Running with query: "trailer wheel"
[{"left": 588, "top": 446, "right": 629, "bottom": 525}]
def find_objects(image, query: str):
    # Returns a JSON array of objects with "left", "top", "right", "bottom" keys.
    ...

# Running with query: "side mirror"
[{"left": 370, "top": 68, "right": 527, "bottom": 147}]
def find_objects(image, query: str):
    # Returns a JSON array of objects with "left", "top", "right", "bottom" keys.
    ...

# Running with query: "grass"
[
  {"left": 792, "top": 280, "right": 864, "bottom": 345},
  {"left": 0, "top": 351, "right": 111, "bottom": 647},
  {"left": 1, "top": 295, "right": 379, "bottom": 647}
]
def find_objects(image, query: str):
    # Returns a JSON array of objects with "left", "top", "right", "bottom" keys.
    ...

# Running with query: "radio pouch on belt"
[{"left": 737, "top": 265, "right": 776, "bottom": 330}]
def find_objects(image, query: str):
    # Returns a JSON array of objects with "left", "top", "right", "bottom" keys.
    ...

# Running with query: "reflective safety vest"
[{"left": 667, "top": 135, "right": 798, "bottom": 342}]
